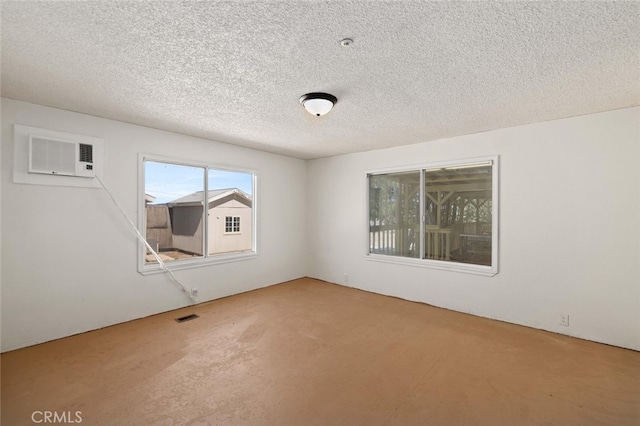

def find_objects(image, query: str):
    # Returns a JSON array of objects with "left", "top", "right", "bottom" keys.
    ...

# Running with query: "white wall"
[
  {"left": 2, "top": 100, "right": 638, "bottom": 353},
  {"left": 308, "top": 107, "right": 640, "bottom": 351},
  {"left": 1, "top": 98, "right": 308, "bottom": 352}
]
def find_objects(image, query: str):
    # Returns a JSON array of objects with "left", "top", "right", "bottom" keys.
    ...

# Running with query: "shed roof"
[{"left": 168, "top": 188, "right": 252, "bottom": 208}]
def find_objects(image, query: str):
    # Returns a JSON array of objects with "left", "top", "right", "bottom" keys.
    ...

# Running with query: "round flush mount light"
[
  {"left": 299, "top": 92, "right": 338, "bottom": 117},
  {"left": 340, "top": 38, "right": 353, "bottom": 47}
]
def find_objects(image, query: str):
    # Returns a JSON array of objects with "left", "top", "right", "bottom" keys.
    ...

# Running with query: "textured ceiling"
[{"left": 2, "top": 1, "right": 639, "bottom": 159}]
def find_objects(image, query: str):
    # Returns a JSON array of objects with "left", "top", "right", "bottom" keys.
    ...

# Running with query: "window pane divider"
[
  {"left": 203, "top": 166, "right": 209, "bottom": 257},
  {"left": 419, "top": 170, "right": 425, "bottom": 260}
]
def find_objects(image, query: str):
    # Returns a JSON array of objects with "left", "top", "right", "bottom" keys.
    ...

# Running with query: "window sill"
[
  {"left": 139, "top": 251, "right": 258, "bottom": 275},
  {"left": 365, "top": 253, "right": 498, "bottom": 276}
]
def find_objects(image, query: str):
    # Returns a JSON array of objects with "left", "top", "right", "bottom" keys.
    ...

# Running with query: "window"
[
  {"left": 225, "top": 216, "right": 240, "bottom": 233},
  {"left": 140, "top": 156, "right": 256, "bottom": 272},
  {"left": 367, "top": 157, "right": 498, "bottom": 275}
]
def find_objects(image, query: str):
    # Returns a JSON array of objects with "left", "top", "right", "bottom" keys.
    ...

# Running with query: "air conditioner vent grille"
[
  {"left": 175, "top": 314, "right": 199, "bottom": 323},
  {"left": 79, "top": 143, "right": 93, "bottom": 163}
]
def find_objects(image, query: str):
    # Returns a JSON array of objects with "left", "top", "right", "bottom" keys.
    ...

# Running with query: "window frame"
[
  {"left": 138, "top": 153, "right": 258, "bottom": 274},
  {"left": 364, "top": 155, "right": 499, "bottom": 276}
]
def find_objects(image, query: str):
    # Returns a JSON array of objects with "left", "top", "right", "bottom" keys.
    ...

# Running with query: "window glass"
[
  {"left": 208, "top": 169, "right": 252, "bottom": 255},
  {"left": 424, "top": 164, "right": 492, "bottom": 266},
  {"left": 369, "top": 171, "right": 421, "bottom": 258},
  {"left": 367, "top": 159, "right": 496, "bottom": 273},
  {"left": 144, "top": 161, "right": 205, "bottom": 264},
  {"left": 142, "top": 159, "right": 255, "bottom": 269}
]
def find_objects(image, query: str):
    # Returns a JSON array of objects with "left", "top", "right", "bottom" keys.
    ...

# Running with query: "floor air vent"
[{"left": 175, "top": 314, "right": 199, "bottom": 323}]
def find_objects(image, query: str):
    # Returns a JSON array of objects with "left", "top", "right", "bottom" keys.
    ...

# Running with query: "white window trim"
[
  {"left": 364, "top": 155, "right": 499, "bottom": 277},
  {"left": 138, "top": 153, "right": 258, "bottom": 275}
]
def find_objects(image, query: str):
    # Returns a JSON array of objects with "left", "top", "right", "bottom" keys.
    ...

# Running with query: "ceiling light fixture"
[
  {"left": 299, "top": 92, "right": 337, "bottom": 117},
  {"left": 340, "top": 38, "right": 353, "bottom": 47}
]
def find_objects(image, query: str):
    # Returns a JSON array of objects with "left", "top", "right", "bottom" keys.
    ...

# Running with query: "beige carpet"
[{"left": 2, "top": 278, "right": 639, "bottom": 425}]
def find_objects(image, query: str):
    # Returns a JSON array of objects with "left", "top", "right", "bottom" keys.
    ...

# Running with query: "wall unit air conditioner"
[{"left": 28, "top": 135, "right": 95, "bottom": 178}]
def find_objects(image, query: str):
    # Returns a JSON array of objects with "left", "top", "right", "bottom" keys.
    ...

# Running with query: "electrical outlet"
[
  {"left": 344, "top": 274, "right": 349, "bottom": 284},
  {"left": 191, "top": 288, "right": 198, "bottom": 298},
  {"left": 560, "top": 314, "right": 570, "bottom": 327}
]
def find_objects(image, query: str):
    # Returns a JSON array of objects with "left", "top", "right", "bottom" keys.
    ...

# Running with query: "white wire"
[{"left": 94, "top": 175, "right": 197, "bottom": 304}]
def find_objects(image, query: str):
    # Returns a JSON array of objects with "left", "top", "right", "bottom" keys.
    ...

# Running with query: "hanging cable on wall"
[{"left": 95, "top": 176, "right": 197, "bottom": 305}]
